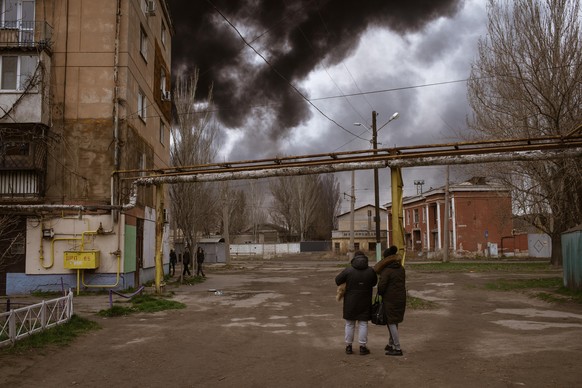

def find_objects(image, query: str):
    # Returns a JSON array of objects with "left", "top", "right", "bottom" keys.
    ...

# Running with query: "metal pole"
[
  {"left": 222, "top": 182, "right": 231, "bottom": 265},
  {"left": 349, "top": 170, "right": 355, "bottom": 259},
  {"left": 372, "top": 111, "right": 381, "bottom": 262},
  {"left": 154, "top": 183, "right": 164, "bottom": 293},
  {"left": 443, "top": 166, "right": 450, "bottom": 262}
]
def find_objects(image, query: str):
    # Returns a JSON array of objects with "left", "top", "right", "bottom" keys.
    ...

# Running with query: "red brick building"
[{"left": 385, "top": 177, "right": 513, "bottom": 256}]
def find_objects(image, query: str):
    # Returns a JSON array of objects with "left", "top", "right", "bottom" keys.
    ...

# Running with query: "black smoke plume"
[{"left": 168, "top": 0, "right": 461, "bottom": 143}]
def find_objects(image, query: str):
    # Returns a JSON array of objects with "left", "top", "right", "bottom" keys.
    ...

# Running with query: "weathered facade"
[
  {"left": 0, "top": 0, "right": 173, "bottom": 295},
  {"left": 385, "top": 177, "right": 513, "bottom": 257},
  {"left": 332, "top": 204, "right": 387, "bottom": 254}
]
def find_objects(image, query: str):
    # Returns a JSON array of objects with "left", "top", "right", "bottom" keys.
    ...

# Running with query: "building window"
[
  {"left": 161, "top": 21, "right": 166, "bottom": 47},
  {"left": 0, "top": 55, "right": 36, "bottom": 90},
  {"left": 140, "top": 26, "right": 148, "bottom": 61},
  {"left": 354, "top": 242, "right": 360, "bottom": 250},
  {"left": 138, "top": 89, "right": 147, "bottom": 121},
  {"left": 139, "top": 153, "right": 146, "bottom": 176},
  {"left": 414, "top": 209, "right": 419, "bottom": 223},
  {"left": 159, "top": 120, "right": 165, "bottom": 145},
  {"left": 160, "top": 67, "right": 167, "bottom": 93}
]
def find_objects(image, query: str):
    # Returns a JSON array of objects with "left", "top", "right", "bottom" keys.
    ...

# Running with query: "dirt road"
[{"left": 1, "top": 259, "right": 581, "bottom": 387}]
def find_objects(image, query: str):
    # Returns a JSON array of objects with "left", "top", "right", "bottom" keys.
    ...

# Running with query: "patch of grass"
[
  {"left": 407, "top": 296, "right": 438, "bottom": 310},
  {"left": 97, "top": 294, "right": 186, "bottom": 317},
  {"left": 485, "top": 277, "right": 562, "bottom": 291},
  {"left": 0, "top": 315, "right": 100, "bottom": 354},
  {"left": 410, "top": 262, "right": 554, "bottom": 273},
  {"left": 485, "top": 277, "right": 582, "bottom": 304},
  {"left": 179, "top": 276, "right": 206, "bottom": 286}
]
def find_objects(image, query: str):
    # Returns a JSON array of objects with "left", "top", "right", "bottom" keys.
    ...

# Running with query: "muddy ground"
[{"left": 1, "top": 257, "right": 581, "bottom": 388}]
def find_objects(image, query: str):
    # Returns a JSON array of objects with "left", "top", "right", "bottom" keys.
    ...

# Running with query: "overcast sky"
[{"left": 169, "top": 0, "right": 489, "bottom": 213}]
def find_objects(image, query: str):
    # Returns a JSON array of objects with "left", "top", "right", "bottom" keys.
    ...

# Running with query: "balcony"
[
  {"left": 0, "top": 21, "right": 53, "bottom": 51},
  {"left": 0, "top": 128, "right": 47, "bottom": 199}
]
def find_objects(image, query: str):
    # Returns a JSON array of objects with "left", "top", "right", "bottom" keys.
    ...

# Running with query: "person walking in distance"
[
  {"left": 335, "top": 250, "right": 377, "bottom": 355},
  {"left": 182, "top": 248, "right": 192, "bottom": 276},
  {"left": 196, "top": 247, "right": 206, "bottom": 277},
  {"left": 169, "top": 249, "right": 177, "bottom": 276},
  {"left": 374, "top": 245, "right": 406, "bottom": 356}
]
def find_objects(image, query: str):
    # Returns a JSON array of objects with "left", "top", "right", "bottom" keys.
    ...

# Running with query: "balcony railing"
[{"left": 0, "top": 21, "right": 53, "bottom": 50}]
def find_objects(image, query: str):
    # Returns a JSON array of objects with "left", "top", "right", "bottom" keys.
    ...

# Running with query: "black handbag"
[{"left": 371, "top": 294, "right": 387, "bottom": 325}]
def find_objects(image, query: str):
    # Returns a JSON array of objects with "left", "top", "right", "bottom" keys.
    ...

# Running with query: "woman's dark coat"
[
  {"left": 335, "top": 253, "right": 377, "bottom": 321},
  {"left": 376, "top": 257, "right": 406, "bottom": 324}
]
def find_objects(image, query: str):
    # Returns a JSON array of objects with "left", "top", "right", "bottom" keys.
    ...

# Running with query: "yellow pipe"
[
  {"left": 154, "top": 183, "right": 164, "bottom": 293},
  {"left": 81, "top": 253, "right": 121, "bottom": 289},
  {"left": 48, "top": 237, "right": 82, "bottom": 269},
  {"left": 390, "top": 167, "right": 406, "bottom": 265}
]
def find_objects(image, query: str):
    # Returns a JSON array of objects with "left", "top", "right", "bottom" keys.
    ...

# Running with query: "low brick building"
[{"left": 385, "top": 177, "right": 513, "bottom": 256}]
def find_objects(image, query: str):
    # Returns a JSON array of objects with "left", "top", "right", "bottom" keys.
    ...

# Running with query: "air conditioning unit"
[
  {"left": 147, "top": 0, "right": 156, "bottom": 16},
  {"left": 161, "top": 90, "right": 171, "bottom": 101}
]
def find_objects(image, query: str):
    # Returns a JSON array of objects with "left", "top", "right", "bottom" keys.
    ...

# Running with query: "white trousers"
[{"left": 344, "top": 320, "right": 368, "bottom": 346}]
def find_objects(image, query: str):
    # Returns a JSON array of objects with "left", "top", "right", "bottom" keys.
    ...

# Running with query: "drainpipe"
[
  {"left": 154, "top": 184, "right": 165, "bottom": 293},
  {"left": 112, "top": 0, "right": 122, "bottom": 223}
]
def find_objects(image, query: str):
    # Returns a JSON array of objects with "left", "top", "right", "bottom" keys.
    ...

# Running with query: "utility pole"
[
  {"left": 443, "top": 165, "right": 450, "bottom": 262},
  {"left": 343, "top": 171, "right": 356, "bottom": 260},
  {"left": 349, "top": 170, "right": 355, "bottom": 259},
  {"left": 222, "top": 182, "right": 231, "bottom": 265},
  {"left": 372, "top": 110, "right": 381, "bottom": 262}
]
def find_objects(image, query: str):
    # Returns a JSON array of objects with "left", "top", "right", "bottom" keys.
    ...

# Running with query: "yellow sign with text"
[{"left": 64, "top": 250, "right": 101, "bottom": 269}]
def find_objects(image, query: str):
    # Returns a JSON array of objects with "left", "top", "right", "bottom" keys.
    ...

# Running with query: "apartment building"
[
  {"left": 0, "top": 0, "right": 173, "bottom": 294},
  {"left": 385, "top": 177, "right": 513, "bottom": 257}
]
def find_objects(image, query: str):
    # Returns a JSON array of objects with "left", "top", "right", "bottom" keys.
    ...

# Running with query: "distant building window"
[
  {"left": 159, "top": 120, "right": 165, "bottom": 145},
  {"left": 414, "top": 209, "right": 419, "bottom": 223},
  {"left": 140, "top": 26, "right": 148, "bottom": 61},
  {"left": 161, "top": 21, "right": 167, "bottom": 47},
  {"left": 160, "top": 67, "right": 167, "bottom": 93},
  {"left": 138, "top": 89, "right": 147, "bottom": 121},
  {"left": 354, "top": 243, "right": 360, "bottom": 250}
]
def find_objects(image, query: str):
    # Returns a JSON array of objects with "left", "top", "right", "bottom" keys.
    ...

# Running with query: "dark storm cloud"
[{"left": 168, "top": 0, "right": 462, "bottom": 140}]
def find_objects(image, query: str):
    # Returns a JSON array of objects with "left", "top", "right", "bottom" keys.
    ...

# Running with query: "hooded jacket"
[
  {"left": 377, "top": 257, "right": 406, "bottom": 324},
  {"left": 335, "top": 252, "right": 378, "bottom": 321}
]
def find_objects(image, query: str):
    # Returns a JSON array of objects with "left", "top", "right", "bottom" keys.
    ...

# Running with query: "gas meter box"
[{"left": 64, "top": 250, "right": 101, "bottom": 269}]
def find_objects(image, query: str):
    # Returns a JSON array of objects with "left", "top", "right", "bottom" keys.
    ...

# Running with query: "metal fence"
[{"left": 0, "top": 290, "right": 74, "bottom": 347}]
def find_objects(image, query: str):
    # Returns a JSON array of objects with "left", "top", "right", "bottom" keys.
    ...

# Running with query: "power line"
[{"left": 205, "top": 0, "right": 369, "bottom": 141}]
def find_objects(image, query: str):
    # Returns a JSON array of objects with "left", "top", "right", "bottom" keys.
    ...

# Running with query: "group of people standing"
[
  {"left": 168, "top": 247, "right": 206, "bottom": 277},
  {"left": 335, "top": 246, "right": 406, "bottom": 356}
]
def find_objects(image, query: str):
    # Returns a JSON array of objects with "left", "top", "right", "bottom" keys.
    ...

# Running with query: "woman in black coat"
[
  {"left": 335, "top": 251, "right": 377, "bottom": 355},
  {"left": 375, "top": 245, "right": 406, "bottom": 356}
]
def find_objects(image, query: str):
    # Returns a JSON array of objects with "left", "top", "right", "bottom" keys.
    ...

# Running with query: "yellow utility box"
[{"left": 64, "top": 250, "right": 101, "bottom": 269}]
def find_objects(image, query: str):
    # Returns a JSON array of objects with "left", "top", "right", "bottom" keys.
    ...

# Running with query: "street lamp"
[{"left": 354, "top": 111, "right": 399, "bottom": 262}]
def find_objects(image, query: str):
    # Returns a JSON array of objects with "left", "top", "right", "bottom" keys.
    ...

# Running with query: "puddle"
[
  {"left": 492, "top": 319, "right": 582, "bottom": 330},
  {"left": 222, "top": 321, "right": 287, "bottom": 328},
  {"left": 492, "top": 308, "right": 582, "bottom": 320},
  {"left": 408, "top": 289, "right": 448, "bottom": 301}
]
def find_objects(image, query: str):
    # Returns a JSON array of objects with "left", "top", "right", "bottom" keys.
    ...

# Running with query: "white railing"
[{"left": 0, "top": 290, "right": 74, "bottom": 347}]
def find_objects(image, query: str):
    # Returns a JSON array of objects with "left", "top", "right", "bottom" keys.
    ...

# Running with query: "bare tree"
[
  {"left": 269, "top": 176, "right": 295, "bottom": 240},
  {"left": 269, "top": 174, "right": 340, "bottom": 241},
  {"left": 247, "top": 181, "right": 267, "bottom": 242},
  {"left": 220, "top": 184, "right": 248, "bottom": 237},
  {"left": 467, "top": 0, "right": 582, "bottom": 265},
  {"left": 310, "top": 174, "right": 342, "bottom": 240},
  {"left": 0, "top": 216, "right": 24, "bottom": 273},
  {"left": 293, "top": 175, "right": 320, "bottom": 241},
  {"left": 170, "top": 69, "right": 220, "bottom": 253}
]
